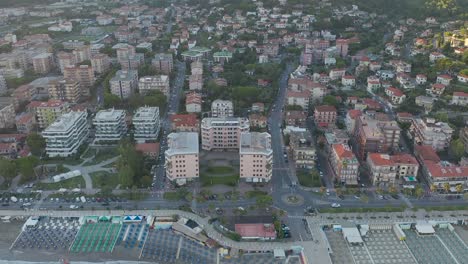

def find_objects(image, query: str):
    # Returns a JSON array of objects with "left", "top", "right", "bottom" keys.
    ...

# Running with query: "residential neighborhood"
[{"left": 0, "top": 0, "right": 466, "bottom": 263}]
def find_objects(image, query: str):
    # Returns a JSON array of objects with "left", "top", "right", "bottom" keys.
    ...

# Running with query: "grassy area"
[
  {"left": 34, "top": 177, "right": 85, "bottom": 190},
  {"left": 163, "top": 192, "right": 182, "bottom": 200},
  {"left": 41, "top": 158, "right": 83, "bottom": 166},
  {"left": 297, "top": 170, "right": 322, "bottom": 187},
  {"left": 89, "top": 171, "right": 119, "bottom": 189},
  {"left": 318, "top": 206, "right": 406, "bottom": 214},
  {"left": 200, "top": 174, "right": 239, "bottom": 186},
  {"left": 82, "top": 148, "right": 97, "bottom": 159},
  {"left": 245, "top": 190, "right": 268, "bottom": 199},
  {"left": 205, "top": 166, "right": 235, "bottom": 174},
  {"left": 83, "top": 148, "right": 119, "bottom": 166}
]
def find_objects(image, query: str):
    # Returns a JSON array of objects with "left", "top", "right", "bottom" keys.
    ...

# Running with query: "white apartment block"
[
  {"left": 110, "top": 70, "right": 138, "bottom": 99},
  {"left": 138, "top": 75, "right": 170, "bottom": 96},
  {"left": 165, "top": 132, "right": 199, "bottom": 185},
  {"left": 133, "top": 107, "right": 160, "bottom": 143},
  {"left": 211, "top": 99, "right": 234, "bottom": 118},
  {"left": 42, "top": 111, "right": 89, "bottom": 157},
  {"left": 239, "top": 132, "right": 273, "bottom": 183},
  {"left": 93, "top": 109, "right": 127, "bottom": 143},
  {"left": 409, "top": 117, "right": 454, "bottom": 151},
  {"left": 0, "top": 98, "right": 15, "bottom": 129},
  {"left": 201, "top": 117, "right": 250, "bottom": 151}
]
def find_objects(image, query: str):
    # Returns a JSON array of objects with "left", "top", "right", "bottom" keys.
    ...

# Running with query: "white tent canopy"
[
  {"left": 342, "top": 227, "right": 364, "bottom": 244},
  {"left": 415, "top": 223, "right": 435, "bottom": 235}
]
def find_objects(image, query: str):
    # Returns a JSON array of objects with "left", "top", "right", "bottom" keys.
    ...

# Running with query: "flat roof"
[
  {"left": 43, "top": 111, "right": 86, "bottom": 132},
  {"left": 166, "top": 132, "right": 199, "bottom": 155},
  {"left": 342, "top": 227, "right": 363, "bottom": 243},
  {"left": 240, "top": 132, "right": 272, "bottom": 155},
  {"left": 95, "top": 109, "right": 126, "bottom": 121},
  {"left": 415, "top": 223, "right": 435, "bottom": 234},
  {"left": 133, "top": 107, "right": 159, "bottom": 120}
]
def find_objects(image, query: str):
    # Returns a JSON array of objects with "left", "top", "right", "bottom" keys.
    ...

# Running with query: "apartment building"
[
  {"left": 72, "top": 45, "right": 91, "bottom": 64},
  {"left": 0, "top": 97, "right": 15, "bottom": 129},
  {"left": 354, "top": 113, "right": 401, "bottom": 160},
  {"left": 415, "top": 145, "right": 468, "bottom": 190},
  {"left": 239, "top": 132, "right": 273, "bottom": 183},
  {"left": 91, "top": 53, "right": 111, "bottom": 74},
  {"left": 116, "top": 44, "right": 135, "bottom": 61},
  {"left": 57, "top": 52, "right": 75, "bottom": 73},
  {"left": 189, "top": 74, "right": 203, "bottom": 90},
  {"left": 286, "top": 90, "right": 311, "bottom": 111},
  {"left": 186, "top": 92, "right": 202, "bottom": 113},
  {"left": 110, "top": 70, "right": 138, "bottom": 99},
  {"left": 191, "top": 61, "right": 203, "bottom": 75},
  {"left": 201, "top": 117, "right": 250, "bottom": 151},
  {"left": 170, "top": 114, "right": 199, "bottom": 132},
  {"left": 93, "top": 109, "right": 127, "bottom": 143},
  {"left": 42, "top": 111, "right": 89, "bottom": 157},
  {"left": 165, "top": 132, "right": 199, "bottom": 185},
  {"left": 211, "top": 99, "right": 233, "bottom": 118},
  {"left": 367, "top": 153, "right": 419, "bottom": 186},
  {"left": 138, "top": 75, "right": 170, "bottom": 96},
  {"left": 409, "top": 117, "right": 453, "bottom": 151},
  {"left": 63, "top": 65, "right": 95, "bottom": 97},
  {"left": 314, "top": 105, "right": 337, "bottom": 128},
  {"left": 152, "top": 53, "right": 173, "bottom": 74},
  {"left": 15, "top": 113, "right": 36, "bottom": 134},
  {"left": 133, "top": 107, "right": 160, "bottom": 143},
  {"left": 330, "top": 144, "right": 359, "bottom": 185},
  {"left": 32, "top": 53, "right": 53, "bottom": 74},
  {"left": 289, "top": 131, "right": 316, "bottom": 169},
  {"left": 48, "top": 78, "right": 81, "bottom": 103},
  {"left": 28, "top": 100, "right": 69, "bottom": 129}
]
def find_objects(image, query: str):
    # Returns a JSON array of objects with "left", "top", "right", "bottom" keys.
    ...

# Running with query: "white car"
[
  {"left": 69, "top": 205, "right": 78, "bottom": 209},
  {"left": 331, "top": 203, "right": 341, "bottom": 208}
]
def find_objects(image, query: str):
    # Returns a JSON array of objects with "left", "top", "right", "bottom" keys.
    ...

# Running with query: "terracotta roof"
[
  {"left": 235, "top": 223, "right": 276, "bottom": 239},
  {"left": 397, "top": 112, "right": 413, "bottom": 118},
  {"left": 28, "top": 100, "right": 66, "bottom": 108},
  {"left": 438, "top": 74, "right": 452, "bottom": 79},
  {"left": 186, "top": 93, "right": 202, "bottom": 104},
  {"left": 315, "top": 105, "right": 336, "bottom": 112},
  {"left": 287, "top": 90, "right": 311, "bottom": 98},
  {"left": 425, "top": 160, "right": 468, "bottom": 178},
  {"left": 368, "top": 153, "right": 395, "bottom": 166},
  {"left": 415, "top": 145, "right": 440, "bottom": 163},
  {"left": 135, "top": 143, "right": 160, "bottom": 155},
  {"left": 16, "top": 113, "right": 34, "bottom": 124},
  {"left": 390, "top": 154, "right": 418, "bottom": 165},
  {"left": 333, "top": 144, "right": 355, "bottom": 159},
  {"left": 347, "top": 109, "right": 362, "bottom": 119},
  {"left": 432, "top": 83, "right": 446, "bottom": 90},
  {"left": 453, "top": 91, "right": 468, "bottom": 97},
  {"left": 387, "top": 87, "right": 404, "bottom": 97},
  {"left": 170, "top": 114, "right": 199, "bottom": 127}
]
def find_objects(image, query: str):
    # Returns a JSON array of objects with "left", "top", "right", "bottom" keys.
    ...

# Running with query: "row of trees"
[
  {"left": 0, "top": 156, "right": 40, "bottom": 185},
  {"left": 116, "top": 140, "right": 152, "bottom": 188}
]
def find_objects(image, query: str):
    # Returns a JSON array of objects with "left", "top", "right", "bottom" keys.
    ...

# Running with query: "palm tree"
[
  {"left": 415, "top": 186, "right": 424, "bottom": 198},
  {"left": 430, "top": 184, "right": 437, "bottom": 193},
  {"left": 443, "top": 183, "right": 451, "bottom": 194},
  {"left": 455, "top": 184, "right": 463, "bottom": 194}
]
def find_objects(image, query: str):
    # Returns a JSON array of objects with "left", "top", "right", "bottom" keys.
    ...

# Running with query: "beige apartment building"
[
  {"left": 330, "top": 143, "right": 359, "bottom": 185},
  {"left": 201, "top": 117, "right": 249, "bottom": 151},
  {"left": 91, "top": 53, "right": 111, "bottom": 74},
  {"left": 32, "top": 53, "right": 54, "bottom": 74},
  {"left": 0, "top": 97, "right": 15, "bottom": 129},
  {"left": 239, "top": 132, "right": 273, "bottom": 183},
  {"left": 63, "top": 65, "right": 95, "bottom": 97},
  {"left": 165, "top": 132, "right": 199, "bottom": 185},
  {"left": 48, "top": 78, "right": 81, "bottom": 103},
  {"left": 367, "top": 153, "right": 419, "bottom": 186},
  {"left": 138, "top": 75, "right": 170, "bottom": 96}
]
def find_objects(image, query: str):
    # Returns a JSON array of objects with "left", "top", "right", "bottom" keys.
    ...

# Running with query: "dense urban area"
[{"left": 0, "top": 0, "right": 466, "bottom": 263}]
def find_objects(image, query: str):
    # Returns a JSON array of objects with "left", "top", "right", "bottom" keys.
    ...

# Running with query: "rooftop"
[
  {"left": 43, "top": 111, "right": 86, "bottom": 133},
  {"left": 95, "top": 109, "right": 126, "bottom": 121},
  {"left": 240, "top": 132, "right": 272, "bottom": 155},
  {"left": 133, "top": 107, "right": 159, "bottom": 121},
  {"left": 166, "top": 132, "right": 199, "bottom": 155}
]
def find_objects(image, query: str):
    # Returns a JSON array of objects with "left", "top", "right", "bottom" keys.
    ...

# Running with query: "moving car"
[{"left": 331, "top": 203, "right": 341, "bottom": 208}]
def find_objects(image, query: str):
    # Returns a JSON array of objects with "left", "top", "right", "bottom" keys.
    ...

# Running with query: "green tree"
[
  {"left": 415, "top": 186, "right": 424, "bottom": 198},
  {"left": 323, "top": 95, "right": 339, "bottom": 107},
  {"left": 104, "top": 93, "right": 121, "bottom": 108},
  {"left": 119, "top": 166, "right": 135, "bottom": 188},
  {"left": 16, "top": 156, "right": 39, "bottom": 183},
  {"left": 140, "top": 175, "right": 152, "bottom": 187},
  {"left": 256, "top": 195, "right": 273, "bottom": 209},
  {"left": 449, "top": 139, "right": 465, "bottom": 161},
  {"left": 26, "top": 133, "right": 45, "bottom": 156},
  {"left": 0, "top": 158, "right": 17, "bottom": 180}
]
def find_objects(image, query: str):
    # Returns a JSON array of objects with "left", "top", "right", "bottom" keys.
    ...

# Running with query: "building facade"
[
  {"left": 409, "top": 117, "right": 453, "bottom": 151},
  {"left": 138, "top": 75, "right": 170, "bottom": 96},
  {"left": 211, "top": 99, "right": 233, "bottom": 118},
  {"left": 42, "top": 111, "right": 89, "bottom": 157},
  {"left": 201, "top": 117, "right": 249, "bottom": 150},
  {"left": 133, "top": 107, "right": 160, "bottom": 143},
  {"left": 110, "top": 70, "right": 138, "bottom": 99},
  {"left": 240, "top": 132, "right": 273, "bottom": 182},
  {"left": 165, "top": 132, "right": 199, "bottom": 185},
  {"left": 93, "top": 109, "right": 127, "bottom": 143},
  {"left": 330, "top": 144, "right": 359, "bottom": 185}
]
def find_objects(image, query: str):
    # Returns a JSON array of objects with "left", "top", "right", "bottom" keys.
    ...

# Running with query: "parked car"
[{"left": 331, "top": 203, "right": 341, "bottom": 208}]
